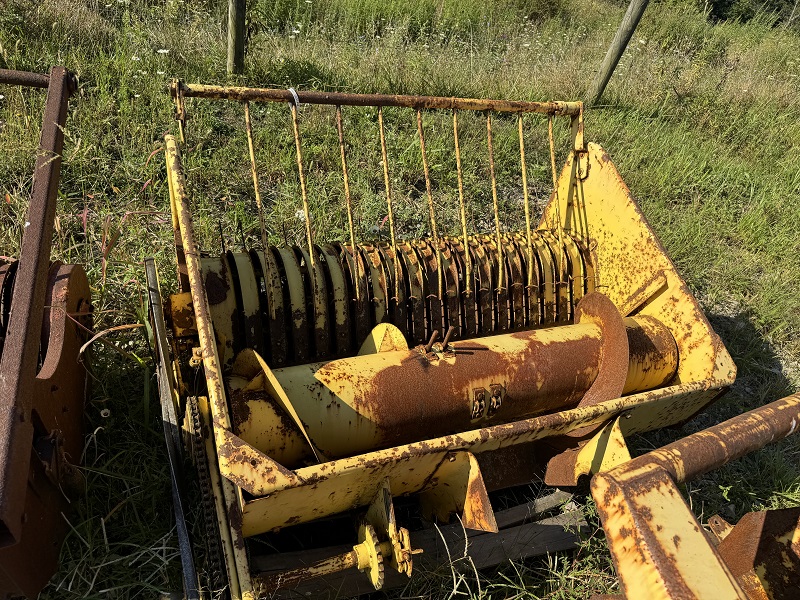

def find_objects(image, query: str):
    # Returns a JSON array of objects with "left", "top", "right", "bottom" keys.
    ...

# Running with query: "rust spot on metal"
[{"left": 204, "top": 269, "right": 229, "bottom": 306}]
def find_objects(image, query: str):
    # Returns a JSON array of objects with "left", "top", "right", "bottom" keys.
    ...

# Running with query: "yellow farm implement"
[{"left": 147, "top": 81, "right": 800, "bottom": 599}]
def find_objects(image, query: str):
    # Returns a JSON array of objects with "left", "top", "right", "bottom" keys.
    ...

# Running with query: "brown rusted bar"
[
  {"left": 518, "top": 115, "right": 535, "bottom": 287},
  {"left": 171, "top": 81, "right": 582, "bottom": 115},
  {"left": 617, "top": 393, "right": 800, "bottom": 484},
  {"left": 0, "top": 69, "right": 50, "bottom": 88},
  {"left": 257, "top": 548, "right": 360, "bottom": 591},
  {"left": 0, "top": 66, "right": 73, "bottom": 546},
  {"left": 592, "top": 392, "right": 800, "bottom": 600},
  {"left": 416, "top": 109, "right": 442, "bottom": 298},
  {"left": 377, "top": 107, "right": 399, "bottom": 301},
  {"left": 547, "top": 116, "right": 565, "bottom": 278},
  {"left": 288, "top": 101, "right": 315, "bottom": 268}
]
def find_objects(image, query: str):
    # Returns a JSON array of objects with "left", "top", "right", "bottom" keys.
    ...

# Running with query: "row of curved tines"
[{"left": 209, "top": 229, "right": 593, "bottom": 370}]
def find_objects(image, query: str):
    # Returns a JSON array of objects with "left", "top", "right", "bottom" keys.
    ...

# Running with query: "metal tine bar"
[
  {"left": 452, "top": 109, "right": 471, "bottom": 295},
  {"left": 548, "top": 115, "right": 565, "bottom": 279},
  {"left": 289, "top": 100, "right": 315, "bottom": 268},
  {"left": 243, "top": 102, "right": 269, "bottom": 252},
  {"left": 415, "top": 108, "right": 442, "bottom": 298},
  {"left": 336, "top": 105, "right": 361, "bottom": 301},
  {"left": 486, "top": 112, "right": 504, "bottom": 291},
  {"left": 378, "top": 107, "right": 400, "bottom": 301},
  {"left": 518, "top": 114, "right": 534, "bottom": 289},
  {"left": 173, "top": 81, "right": 583, "bottom": 116}
]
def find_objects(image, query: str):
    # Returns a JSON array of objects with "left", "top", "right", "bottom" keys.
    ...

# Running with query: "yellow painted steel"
[
  {"left": 166, "top": 140, "right": 735, "bottom": 543},
  {"left": 232, "top": 379, "right": 725, "bottom": 536},
  {"left": 541, "top": 143, "right": 736, "bottom": 388},
  {"left": 573, "top": 417, "right": 630, "bottom": 478},
  {"left": 162, "top": 89, "right": 744, "bottom": 595},
  {"left": 592, "top": 466, "right": 746, "bottom": 599},
  {"left": 165, "top": 136, "right": 254, "bottom": 599}
]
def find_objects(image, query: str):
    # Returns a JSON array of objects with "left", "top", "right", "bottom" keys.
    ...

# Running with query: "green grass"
[{"left": 1, "top": 0, "right": 800, "bottom": 597}]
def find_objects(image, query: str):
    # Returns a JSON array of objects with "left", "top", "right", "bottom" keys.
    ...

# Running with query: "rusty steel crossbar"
[
  {"left": 0, "top": 69, "right": 51, "bottom": 89},
  {"left": 170, "top": 80, "right": 582, "bottom": 115}
]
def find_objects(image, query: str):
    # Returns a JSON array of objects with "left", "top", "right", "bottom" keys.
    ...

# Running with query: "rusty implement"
[
  {"left": 151, "top": 82, "right": 750, "bottom": 599},
  {"left": 0, "top": 68, "right": 92, "bottom": 598},
  {"left": 592, "top": 394, "right": 800, "bottom": 600}
]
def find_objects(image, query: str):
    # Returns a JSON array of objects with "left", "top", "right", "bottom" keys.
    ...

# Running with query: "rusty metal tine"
[
  {"left": 548, "top": 116, "right": 565, "bottom": 279},
  {"left": 336, "top": 105, "right": 361, "bottom": 301},
  {"left": 378, "top": 107, "right": 399, "bottom": 301},
  {"left": 486, "top": 112, "right": 504, "bottom": 291},
  {"left": 415, "top": 109, "right": 442, "bottom": 298},
  {"left": 423, "top": 329, "right": 440, "bottom": 354},
  {"left": 0, "top": 66, "right": 72, "bottom": 544},
  {"left": 441, "top": 325, "right": 456, "bottom": 348},
  {"left": 243, "top": 102, "right": 268, "bottom": 252},
  {"left": 518, "top": 115, "right": 535, "bottom": 287},
  {"left": 289, "top": 100, "right": 315, "bottom": 268},
  {"left": 453, "top": 110, "right": 471, "bottom": 295}
]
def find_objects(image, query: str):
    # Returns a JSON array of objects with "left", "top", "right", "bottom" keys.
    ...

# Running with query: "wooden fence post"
[
  {"left": 227, "top": 0, "right": 246, "bottom": 74},
  {"left": 585, "top": 0, "right": 650, "bottom": 106}
]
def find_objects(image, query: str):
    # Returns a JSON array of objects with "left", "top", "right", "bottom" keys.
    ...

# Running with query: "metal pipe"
[
  {"left": 486, "top": 112, "right": 504, "bottom": 291},
  {"left": 171, "top": 81, "right": 582, "bottom": 115},
  {"left": 453, "top": 110, "right": 472, "bottom": 295},
  {"left": 616, "top": 392, "right": 800, "bottom": 485},
  {"left": 164, "top": 135, "right": 247, "bottom": 596},
  {"left": 243, "top": 102, "right": 268, "bottom": 251},
  {"left": 0, "top": 69, "right": 50, "bottom": 88}
]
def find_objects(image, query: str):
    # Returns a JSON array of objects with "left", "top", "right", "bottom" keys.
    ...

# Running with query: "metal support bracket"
[{"left": 419, "top": 451, "right": 498, "bottom": 533}]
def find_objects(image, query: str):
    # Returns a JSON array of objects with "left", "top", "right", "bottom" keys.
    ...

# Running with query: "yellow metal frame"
[{"left": 164, "top": 99, "right": 735, "bottom": 596}]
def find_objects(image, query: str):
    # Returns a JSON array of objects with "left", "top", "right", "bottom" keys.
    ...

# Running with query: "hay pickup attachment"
[
  {"left": 149, "top": 81, "right": 799, "bottom": 599},
  {"left": 0, "top": 68, "right": 92, "bottom": 598}
]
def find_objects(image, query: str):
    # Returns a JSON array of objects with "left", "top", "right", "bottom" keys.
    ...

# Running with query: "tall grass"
[{"left": 1, "top": 0, "right": 799, "bottom": 597}]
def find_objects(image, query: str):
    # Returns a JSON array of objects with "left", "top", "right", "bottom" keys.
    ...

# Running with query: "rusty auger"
[
  {"left": 0, "top": 68, "right": 92, "bottom": 598},
  {"left": 147, "top": 80, "right": 797, "bottom": 600}
]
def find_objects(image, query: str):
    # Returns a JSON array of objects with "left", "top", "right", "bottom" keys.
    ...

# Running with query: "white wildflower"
[{"left": 157, "top": 48, "right": 169, "bottom": 54}]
